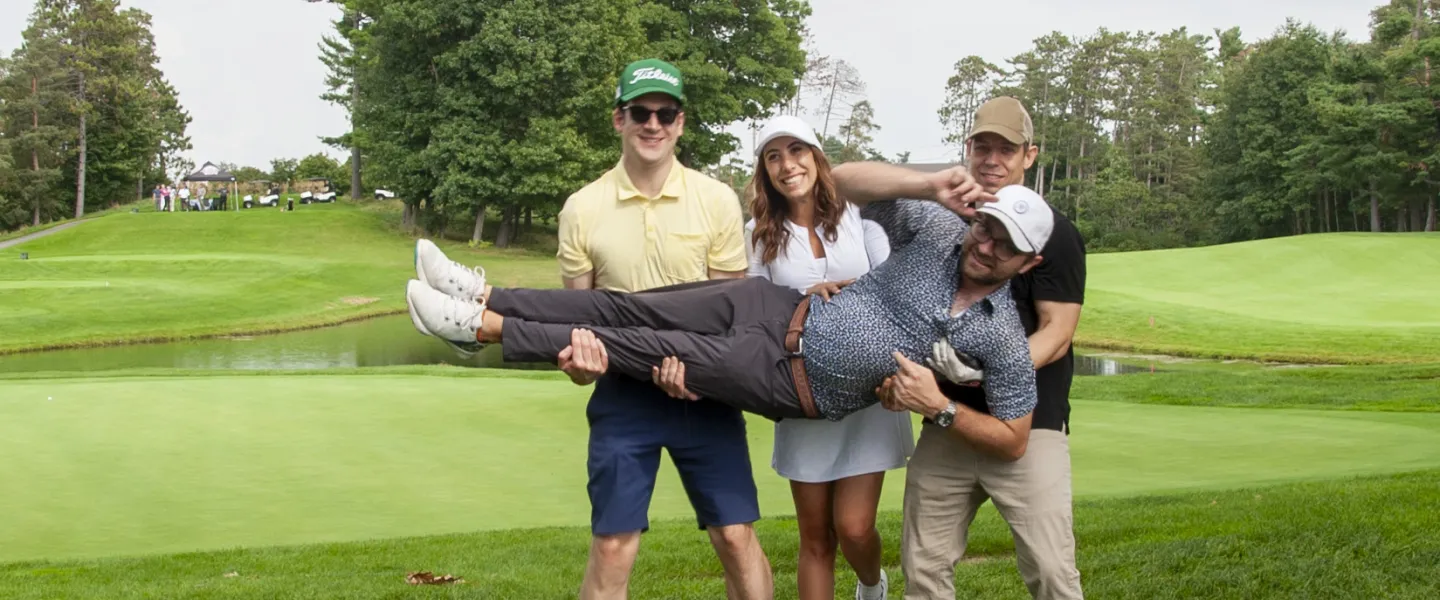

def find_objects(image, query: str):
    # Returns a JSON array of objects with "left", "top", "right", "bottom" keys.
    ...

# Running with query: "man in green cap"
[{"left": 553, "top": 58, "right": 771, "bottom": 599}]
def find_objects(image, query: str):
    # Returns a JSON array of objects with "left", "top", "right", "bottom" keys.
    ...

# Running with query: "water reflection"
[
  {"left": 1073, "top": 354, "right": 1153, "bottom": 376},
  {"left": 0, "top": 314, "right": 1155, "bottom": 376},
  {"left": 0, "top": 315, "right": 551, "bottom": 374}
]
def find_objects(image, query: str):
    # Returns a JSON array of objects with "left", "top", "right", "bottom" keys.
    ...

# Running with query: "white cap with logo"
[
  {"left": 975, "top": 185, "right": 1054, "bottom": 254},
  {"left": 754, "top": 115, "right": 823, "bottom": 157}
]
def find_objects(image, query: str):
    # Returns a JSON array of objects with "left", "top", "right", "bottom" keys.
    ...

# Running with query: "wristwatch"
[{"left": 932, "top": 402, "right": 958, "bottom": 428}]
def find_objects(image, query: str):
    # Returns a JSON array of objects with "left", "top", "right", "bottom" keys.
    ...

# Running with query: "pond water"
[{"left": 0, "top": 314, "right": 1154, "bottom": 376}]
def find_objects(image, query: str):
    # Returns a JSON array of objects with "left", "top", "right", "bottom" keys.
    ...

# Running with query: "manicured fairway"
[
  {"left": 1, "top": 470, "right": 1435, "bottom": 599},
  {"left": 1078, "top": 232, "right": 1440, "bottom": 363},
  {"left": 0, "top": 203, "right": 556, "bottom": 354},
  {"left": 3, "top": 370, "right": 1439, "bottom": 563},
  {"left": 3, "top": 206, "right": 1437, "bottom": 364}
]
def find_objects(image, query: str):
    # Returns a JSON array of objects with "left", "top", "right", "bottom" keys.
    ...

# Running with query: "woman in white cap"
[{"left": 744, "top": 115, "right": 911, "bottom": 600}]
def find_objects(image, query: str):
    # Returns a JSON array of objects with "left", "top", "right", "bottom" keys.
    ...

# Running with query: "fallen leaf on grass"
[
  {"left": 406, "top": 571, "right": 465, "bottom": 586},
  {"left": 223, "top": 572, "right": 239, "bottom": 578}
]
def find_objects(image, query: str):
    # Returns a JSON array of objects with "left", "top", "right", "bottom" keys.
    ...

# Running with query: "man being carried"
[{"left": 405, "top": 177, "right": 1052, "bottom": 446}]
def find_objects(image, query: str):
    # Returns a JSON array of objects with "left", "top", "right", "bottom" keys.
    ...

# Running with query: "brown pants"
[{"left": 901, "top": 425, "right": 1082, "bottom": 599}]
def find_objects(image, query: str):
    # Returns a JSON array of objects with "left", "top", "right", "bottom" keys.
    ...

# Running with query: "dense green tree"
[
  {"left": 939, "top": 55, "right": 1004, "bottom": 162},
  {"left": 230, "top": 166, "right": 269, "bottom": 183},
  {"left": 295, "top": 153, "right": 348, "bottom": 193},
  {"left": 347, "top": 0, "right": 809, "bottom": 246},
  {"left": 835, "top": 100, "right": 881, "bottom": 163},
  {"left": 310, "top": 0, "right": 371, "bottom": 202},
  {"left": 635, "top": 0, "right": 810, "bottom": 167},
  {"left": 0, "top": 25, "right": 69, "bottom": 228},
  {"left": 353, "top": 0, "right": 647, "bottom": 244},
  {"left": 269, "top": 158, "right": 299, "bottom": 193},
  {"left": 950, "top": 3, "right": 1440, "bottom": 251},
  {"left": 0, "top": 0, "right": 188, "bottom": 230}
]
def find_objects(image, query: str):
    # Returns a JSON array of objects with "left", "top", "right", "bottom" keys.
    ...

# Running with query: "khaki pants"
[{"left": 901, "top": 425, "right": 1082, "bottom": 599}]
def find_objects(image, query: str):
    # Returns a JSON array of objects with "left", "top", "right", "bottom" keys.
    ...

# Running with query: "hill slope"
[
  {"left": 0, "top": 204, "right": 557, "bottom": 353},
  {"left": 1077, "top": 232, "right": 1440, "bottom": 363}
]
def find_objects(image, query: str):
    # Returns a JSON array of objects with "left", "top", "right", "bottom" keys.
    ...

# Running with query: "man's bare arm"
[
  {"left": 832, "top": 161, "right": 995, "bottom": 218},
  {"left": 948, "top": 403, "right": 1033, "bottom": 461},
  {"left": 831, "top": 161, "right": 938, "bottom": 206},
  {"left": 1030, "top": 300, "right": 1082, "bottom": 369},
  {"left": 563, "top": 271, "right": 595, "bottom": 290},
  {"left": 882, "top": 354, "right": 1033, "bottom": 461}
]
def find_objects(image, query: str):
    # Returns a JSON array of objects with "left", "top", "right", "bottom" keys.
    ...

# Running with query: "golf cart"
[
  {"left": 243, "top": 182, "right": 282, "bottom": 209},
  {"left": 300, "top": 178, "right": 337, "bottom": 204},
  {"left": 374, "top": 188, "right": 397, "bottom": 200}
]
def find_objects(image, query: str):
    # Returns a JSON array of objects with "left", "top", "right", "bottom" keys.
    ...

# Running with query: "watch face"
[{"left": 935, "top": 404, "right": 956, "bottom": 427}]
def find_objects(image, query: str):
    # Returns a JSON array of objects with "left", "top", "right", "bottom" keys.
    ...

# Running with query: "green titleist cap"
[{"left": 615, "top": 58, "right": 685, "bottom": 105}]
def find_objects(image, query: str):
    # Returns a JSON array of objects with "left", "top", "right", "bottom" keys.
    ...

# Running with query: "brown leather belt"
[{"left": 785, "top": 298, "right": 821, "bottom": 419}]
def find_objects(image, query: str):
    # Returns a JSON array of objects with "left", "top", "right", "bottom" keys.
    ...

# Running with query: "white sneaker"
[
  {"left": 406, "top": 279, "right": 487, "bottom": 358},
  {"left": 415, "top": 238, "right": 487, "bottom": 300},
  {"left": 856, "top": 570, "right": 888, "bottom": 600}
]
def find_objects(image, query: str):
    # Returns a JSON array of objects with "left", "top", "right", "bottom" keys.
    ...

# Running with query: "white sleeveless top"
[{"left": 745, "top": 203, "right": 915, "bottom": 483}]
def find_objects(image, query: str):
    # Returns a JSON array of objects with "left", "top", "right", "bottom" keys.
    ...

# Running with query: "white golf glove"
[{"left": 926, "top": 335, "right": 985, "bottom": 384}]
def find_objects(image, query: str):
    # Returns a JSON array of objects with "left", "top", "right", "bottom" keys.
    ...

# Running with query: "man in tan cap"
[{"left": 831, "top": 96, "right": 1087, "bottom": 599}]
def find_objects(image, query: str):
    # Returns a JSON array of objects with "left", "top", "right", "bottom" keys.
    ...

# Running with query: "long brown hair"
[{"left": 747, "top": 145, "right": 845, "bottom": 265}]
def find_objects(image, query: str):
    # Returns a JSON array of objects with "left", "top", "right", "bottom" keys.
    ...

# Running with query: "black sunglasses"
[{"left": 622, "top": 105, "right": 681, "bottom": 126}]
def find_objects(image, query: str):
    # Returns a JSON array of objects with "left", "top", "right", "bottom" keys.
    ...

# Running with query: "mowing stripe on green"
[
  {"left": 3, "top": 374, "right": 1439, "bottom": 563},
  {"left": 1079, "top": 232, "right": 1440, "bottom": 363}
]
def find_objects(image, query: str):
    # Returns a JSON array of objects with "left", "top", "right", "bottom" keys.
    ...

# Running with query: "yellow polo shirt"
[{"left": 557, "top": 157, "right": 748, "bottom": 293}]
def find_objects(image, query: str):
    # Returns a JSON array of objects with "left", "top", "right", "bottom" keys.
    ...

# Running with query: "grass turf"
[
  {"left": 1078, "top": 232, "right": 1440, "bottom": 363},
  {"left": 2, "top": 204, "right": 1438, "bottom": 364},
  {"left": 1072, "top": 360, "right": 1440, "bottom": 412},
  {"left": 3, "top": 369, "right": 1440, "bottom": 564},
  {"left": 0, "top": 469, "right": 1435, "bottom": 599},
  {"left": 0, "top": 202, "right": 557, "bottom": 354}
]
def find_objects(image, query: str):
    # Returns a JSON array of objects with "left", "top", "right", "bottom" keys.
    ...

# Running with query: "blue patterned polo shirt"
[{"left": 799, "top": 199, "right": 1038, "bottom": 422}]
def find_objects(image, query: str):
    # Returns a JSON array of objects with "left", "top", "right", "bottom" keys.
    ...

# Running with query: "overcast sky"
[{"left": 1, "top": 0, "right": 1374, "bottom": 172}]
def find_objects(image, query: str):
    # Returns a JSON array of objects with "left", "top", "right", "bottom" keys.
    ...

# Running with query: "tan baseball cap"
[{"left": 967, "top": 97, "right": 1033, "bottom": 145}]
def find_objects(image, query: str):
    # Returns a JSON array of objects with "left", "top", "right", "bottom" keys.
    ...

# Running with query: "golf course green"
[
  {"left": 0, "top": 204, "right": 558, "bottom": 354},
  {"left": 3, "top": 202, "right": 1436, "bottom": 362},
  {"left": 1078, "top": 232, "right": 1440, "bottom": 363},
  {"left": 1, "top": 201, "right": 1436, "bottom": 598},
  {"left": 3, "top": 369, "right": 1437, "bottom": 563}
]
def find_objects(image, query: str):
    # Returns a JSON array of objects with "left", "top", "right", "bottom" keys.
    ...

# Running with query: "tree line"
[
  {"left": 942, "top": 0, "right": 1439, "bottom": 251},
  {"left": 0, "top": 0, "right": 191, "bottom": 230},
  {"left": 7, "top": 0, "right": 1434, "bottom": 252},
  {"left": 309, "top": 0, "right": 813, "bottom": 247}
]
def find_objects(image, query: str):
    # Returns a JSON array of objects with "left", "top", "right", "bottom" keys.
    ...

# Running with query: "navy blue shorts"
[{"left": 585, "top": 372, "right": 760, "bottom": 536}]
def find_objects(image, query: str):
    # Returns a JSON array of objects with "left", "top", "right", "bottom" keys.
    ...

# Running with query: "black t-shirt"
[{"left": 942, "top": 210, "right": 1087, "bottom": 433}]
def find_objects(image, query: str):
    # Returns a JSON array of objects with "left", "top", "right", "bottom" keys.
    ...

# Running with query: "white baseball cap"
[
  {"left": 975, "top": 185, "right": 1054, "bottom": 254},
  {"left": 754, "top": 115, "right": 823, "bottom": 157}
]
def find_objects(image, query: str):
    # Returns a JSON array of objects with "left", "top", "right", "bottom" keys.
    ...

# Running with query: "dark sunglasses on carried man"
[{"left": 622, "top": 104, "right": 681, "bottom": 126}]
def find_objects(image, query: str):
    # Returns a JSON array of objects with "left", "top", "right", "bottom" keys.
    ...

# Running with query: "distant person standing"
[{"left": 178, "top": 186, "right": 191, "bottom": 211}]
